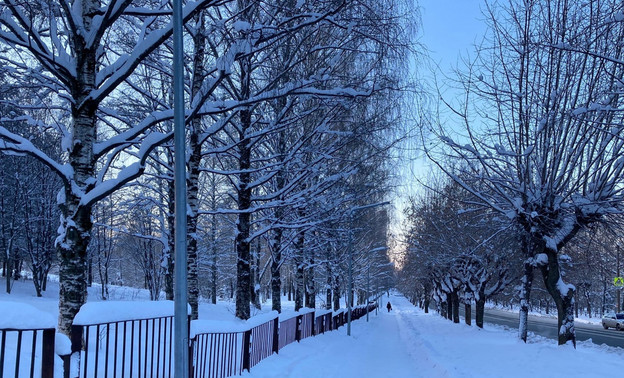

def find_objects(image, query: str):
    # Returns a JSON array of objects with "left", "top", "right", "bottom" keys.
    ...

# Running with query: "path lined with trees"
[{"left": 0, "top": 0, "right": 411, "bottom": 337}]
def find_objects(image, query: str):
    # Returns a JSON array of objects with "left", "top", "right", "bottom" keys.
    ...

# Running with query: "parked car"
[{"left": 602, "top": 313, "right": 624, "bottom": 330}]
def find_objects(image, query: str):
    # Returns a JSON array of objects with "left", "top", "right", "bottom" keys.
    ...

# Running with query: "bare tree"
[{"left": 426, "top": 0, "right": 624, "bottom": 345}]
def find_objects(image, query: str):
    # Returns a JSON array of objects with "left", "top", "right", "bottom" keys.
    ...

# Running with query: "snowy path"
[
  {"left": 245, "top": 294, "right": 446, "bottom": 378},
  {"left": 246, "top": 293, "right": 624, "bottom": 378}
]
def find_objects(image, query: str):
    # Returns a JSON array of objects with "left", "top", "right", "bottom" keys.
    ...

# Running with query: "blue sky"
[
  {"left": 391, "top": 1, "right": 489, "bottom": 235},
  {"left": 418, "top": 0, "right": 487, "bottom": 74}
]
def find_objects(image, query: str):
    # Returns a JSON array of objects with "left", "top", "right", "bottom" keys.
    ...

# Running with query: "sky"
[
  {"left": 418, "top": 0, "right": 487, "bottom": 76},
  {"left": 390, "top": 0, "right": 489, "bottom": 255}
]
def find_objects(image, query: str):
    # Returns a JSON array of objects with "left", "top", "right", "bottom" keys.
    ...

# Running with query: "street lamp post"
[{"left": 172, "top": 0, "right": 188, "bottom": 376}]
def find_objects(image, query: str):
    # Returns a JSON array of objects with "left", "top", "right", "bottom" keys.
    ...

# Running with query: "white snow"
[
  {"left": 55, "top": 333, "right": 72, "bottom": 356},
  {"left": 191, "top": 310, "right": 279, "bottom": 337},
  {"left": 73, "top": 300, "right": 188, "bottom": 325},
  {"left": 245, "top": 294, "right": 624, "bottom": 378},
  {"left": 534, "top": 253, "right": 549, "bottom": 266},
  {"left": 0, "top": 301, "right": 56, "bottom": 329}
]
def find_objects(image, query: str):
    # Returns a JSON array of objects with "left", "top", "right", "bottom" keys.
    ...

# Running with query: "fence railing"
[
  {"left": 0, "top": 302, "right": 378, "bottom": 378},
  {"left": 190, "top": 331, "right": 243, "bottom": 378},
  {"left": 0, "top": 327, "right": 55, "bottom": 378},
  {"left": 191, "top": 304, "right": 377, "bottom": 378},
  {"left": 278, "top": 315, "right": 298, "bottom": 351},
  {"left": 65, "top": 315, "right": 183, "bottom": 378},
  {"left": 0, "top": 301, "right": 57, "bottom": 378}
]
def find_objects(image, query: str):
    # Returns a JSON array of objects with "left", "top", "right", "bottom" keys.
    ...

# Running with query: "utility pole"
[{"left": 173, "top": 0, "right": 188, "bottom": 375}]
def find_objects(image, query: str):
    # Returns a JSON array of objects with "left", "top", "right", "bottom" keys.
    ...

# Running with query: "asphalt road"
[{"left": 459, "top": 307, "right": 624, "bottom": 348}]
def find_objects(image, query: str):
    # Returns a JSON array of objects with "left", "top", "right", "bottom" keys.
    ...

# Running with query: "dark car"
[{"left": 602, "top": 313, "right": 624, "bottom": 330}]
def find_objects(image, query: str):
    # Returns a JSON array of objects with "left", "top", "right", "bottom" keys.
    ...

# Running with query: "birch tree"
[{"left": 0, "top": 0, "right": 226, "bottom": 334}]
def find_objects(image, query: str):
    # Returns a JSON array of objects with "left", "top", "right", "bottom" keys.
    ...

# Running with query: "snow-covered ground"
[
  {"left": 2, "top": 280, "right": 623, "bottom": 377},
  {"left": 246, "top": 293, "right": 624, "bottom": 378}
]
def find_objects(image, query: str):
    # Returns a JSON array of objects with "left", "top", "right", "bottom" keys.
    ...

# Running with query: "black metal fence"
[
  {"left": 190, "top": 331, "right": 243, "bottom": 378},
  {"left": 278, "top": 316, "right": 298, "bottom": 351},
  {"left": 0, "top": 302, "right": 377, "bottom": 378},
  {"left": 65, "top": 315, "right": 183, "bottom": 378},
  {"left": 0, "top": 327, "right": 55, "bottom": 378},
  {"left": 191, "top": 304, "right": 377, "bottom": 378},
  {"left": 314, "top": 312, "right": 332, "bottom": 335}
]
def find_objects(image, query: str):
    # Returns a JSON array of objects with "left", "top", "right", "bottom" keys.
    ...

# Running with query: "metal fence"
[
  {"left": 0, "top": 327, "right": 55, "bottom": 378},
  {"left": 0, "top": 303, "right": 377, "bottom": 378},
  {"left": 65, "top": 315, "right": 182, "bottom": 378},
  {"left": 278, "top": 316, "right": 298, "bottom": 351},
  {"left": 190, "top": 331, "right": 243, "bottom": 378}
]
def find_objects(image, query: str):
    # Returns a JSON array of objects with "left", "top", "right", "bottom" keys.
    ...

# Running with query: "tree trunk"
[
  {"left": 4, "top": 259, "right": 10, "bottom": 294},
  {"left": 294, "top": 224, "right": 305, "bottom": 311},
  {"left": 464, "top": 303, "right": 471, "bottom": 326},
  {"left": 251, "top": 238, "right": 261, "bottom": 310},
  {"left": 476, "top": 296, "right": 485, "bottom": 328},
  {"left": 295, "top": 259, "right": 304, "bottom": 311},
  {"left": 305, "top": 250, "right": 315, "bottom": 308},
  {"left": 519, "top": 257, "right": 534, "bottom": 342},
  {"left": 234, "top": 0, "right": 253, "bottom": 320},
  {"left": 333, "top": 275, "right": 341, "bottom": 311},
  {"left": 540, "top": 249, "right": 576, "bottom": 347},
  {"left": 452, "top": 290, "right": 460, "bottom": 323},
  {"left": 234, "top": 99, "right": 252, "bottom": 319},
  {"left": 211, "top": 215, "right": 218, "bottom": 304},
  {"left": 271, "top": 227, "right": 283, "bottom": 312},
  {"left": 584, "top": 289, "right": 591, "bottom": 318},
  {"left": 164, "top": 179, "right": 175, "bottom": 301},
  {"left": 88, "top": 258, "right": 93, "bottom": 287},
  {"left": 235, "top": 139, "right": 252, "bottom": 320},
  {"left": 185, "top": 10, "right": 207, "bottom": 321},
  {"left": 287, "top": 273, "right": 292, "bottom": 301},
  {"left": 325, "top": 259, "right": 332, "bottom": 310}
]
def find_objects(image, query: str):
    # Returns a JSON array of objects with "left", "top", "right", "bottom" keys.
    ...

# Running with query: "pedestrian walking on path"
[{"left": 387, "top": 301, "right": 392, "bottom": 312}]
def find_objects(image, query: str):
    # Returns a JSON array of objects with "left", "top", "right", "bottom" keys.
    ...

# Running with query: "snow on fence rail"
[
  {"left": 0, "top": 301, "right": 56, "bottom": 378},
  {"left": 0, "top": 301, "right": 377, "bottom": 378}
]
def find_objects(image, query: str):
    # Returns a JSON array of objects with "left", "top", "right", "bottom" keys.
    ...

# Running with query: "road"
[{"left": 460, "top": 307, "right": 624, "bottom": 348}]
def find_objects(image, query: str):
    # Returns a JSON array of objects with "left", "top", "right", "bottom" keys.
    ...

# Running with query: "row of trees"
[
  {"left": 398, "top": 179, "right": 519, "bottom": 328},
  {"left": 401, "top": 0, "right": 624, "bottom": 346},
  {"left": 0, "top": 0, "right": 410, "bottom": 335}
]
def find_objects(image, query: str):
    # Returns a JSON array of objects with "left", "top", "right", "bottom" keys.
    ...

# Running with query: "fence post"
[
  {"left": 272, "top": 317, "right": 279, "bottom": 354},
  {"left": 295, "top": 315, "right": 303, "bottom": 342},
  {"left": 188, "top": 339, "right": 194, "bottom": 378},
  {"left": 66, "top": 325, "right": 83, "bottom": 378},
  {"left": 311, "top": 314, "right": 316, "bottom": 336},
  {"left": 41, "top": 329, "right": 55, "bottom": 378},
  {"left": 242, "top": 329, "right": 252, "bottom": 371}
]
